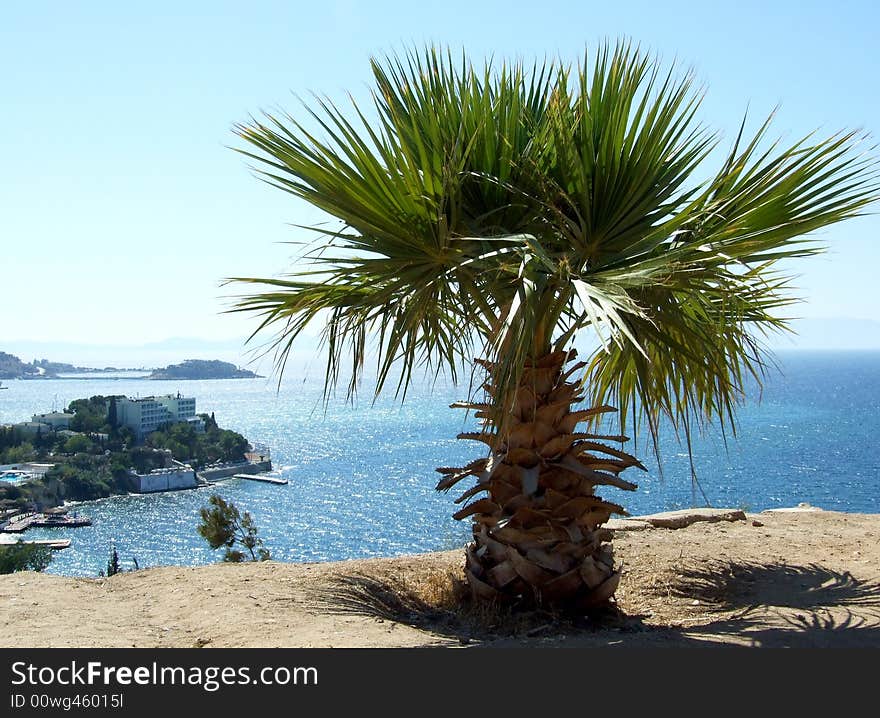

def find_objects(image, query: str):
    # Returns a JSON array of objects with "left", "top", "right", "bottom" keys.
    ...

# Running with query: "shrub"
[
  {"left": 197, "top": 495, "right": 270, "bottom": 562},
  {"left": 0, "top": 541, "right": 53, "bottom": 574}
]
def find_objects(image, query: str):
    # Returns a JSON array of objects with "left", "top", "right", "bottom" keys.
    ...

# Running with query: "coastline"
[{"left": 2, "top": 507, "right": 878, "bottom": 648}]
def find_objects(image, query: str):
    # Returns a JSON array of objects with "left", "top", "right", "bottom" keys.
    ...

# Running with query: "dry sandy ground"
[{"left": 1, "top": 509, "right": 878, "bottom": 648}]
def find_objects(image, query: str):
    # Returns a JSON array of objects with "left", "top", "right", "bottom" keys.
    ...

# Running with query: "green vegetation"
[
  {"left": 63, "top": 434, "right": 92, "bottom": 454},
  {"left": 0, "top": 396, "right": 250, "bottom": 510},
  {"left": 0, "top": 541, "right": 53, "bottom": 574},
  {"left": 0, "top": 428, "right": 34, "bottom": 464},
  {"left": 197, "top": 494, "right": 270, "bottom": 562},
  {"left": 67, "top": 396, "right": 114, "bottom": 433},
  {"left": 147, "top": 414, "right": 248, "bottom": 466},
  {"left": 99, "top": 543, "right": 138, "bottom": 577},
  {"left": 0, "top": 351, "right": 107, "bottom": 379},
  {"left": 148, "top": 359, "right": 261, "bottom": 380},
  {"left": 230, "top": 43, "right": 879, "bottom": 611},
  {"left": 106, "top": 544, "right": 121, "bottom": 576}
]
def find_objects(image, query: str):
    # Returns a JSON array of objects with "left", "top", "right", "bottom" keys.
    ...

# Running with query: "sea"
[{"left": 0, "top": 350, "right": 877, "bottom": 577}]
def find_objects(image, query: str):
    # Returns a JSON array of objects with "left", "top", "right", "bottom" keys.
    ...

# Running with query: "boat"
[
  {"left": 0, "top": 536, "right": 70, "bottom": 550},
  {"left": 31, "top": 514, "right": 92, "bottom": 528},
  {"left": 1, "top": 510, "right": 92, "bottom": 533}
]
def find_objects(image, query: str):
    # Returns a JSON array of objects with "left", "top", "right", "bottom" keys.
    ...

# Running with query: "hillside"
[
  {"left": 0, "top": 351, "right": 39, "bottom": 379},
  {"left": 0, "top": 351, "right": 132, "bottom": 378},
  {"left": 1, "top": 509, "right": 877, "bottom": 648}
]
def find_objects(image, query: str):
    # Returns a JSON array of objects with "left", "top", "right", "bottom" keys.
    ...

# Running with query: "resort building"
[
  {"left": 0, "top": 462, "right": 53, "bottom": 486},
  {"left": 127, "top": 463, "right": 197, "bottom": 493},
  {"left": 31, "top": 412, "right": 74, "bottom": 430},
  {"left": 246, "top": 442, "right": 272, "bottom": 463},
  {"left": 19, "top": 462, "right": 54, "bottom": 477},
  {"left": 13, "top": 421, "right": 53, "bottom": 435},
  {"left": 115, "top": 394, "right": 203, "bottom": 440}
]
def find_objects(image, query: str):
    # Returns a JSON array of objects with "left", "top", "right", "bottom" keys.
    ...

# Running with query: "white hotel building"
[{"left": 116, "top": 394, "right": 203, "bottom": 440}]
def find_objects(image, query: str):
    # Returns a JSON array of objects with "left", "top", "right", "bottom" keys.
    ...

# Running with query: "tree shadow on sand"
[
  {"left": 678, "top": 608, "right": 880, "bottom": 647},
  {"left": 664, "top": 559, "right": 880, "bottom": 612},
  {"left": 654, "top": 560, "right": 880, "bottom": 647},
  {"left": 309, "top": 561, "right": 880, "bottom": 647}
]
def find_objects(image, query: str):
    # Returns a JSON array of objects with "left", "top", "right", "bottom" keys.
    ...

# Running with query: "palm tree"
[{"left": 229, "top": 43, "right": 878, "bottom": 612}]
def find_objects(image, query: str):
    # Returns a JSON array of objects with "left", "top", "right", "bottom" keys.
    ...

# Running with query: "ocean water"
[{"left": 0, "top": 350, "right": 877, "bottom": 576}]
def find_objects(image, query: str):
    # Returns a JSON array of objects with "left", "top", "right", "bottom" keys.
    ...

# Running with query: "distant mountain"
[
  {"left": 4, "top": 318, "right": 875, "bottom": 385},
  {"left": 148, "top": 359, "right": 263, "bottom": 380}
]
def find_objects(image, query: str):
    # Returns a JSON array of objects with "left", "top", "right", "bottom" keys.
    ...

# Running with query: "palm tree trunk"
[{"left": 437, "top": 349, "right": 643, "bottom": 611}]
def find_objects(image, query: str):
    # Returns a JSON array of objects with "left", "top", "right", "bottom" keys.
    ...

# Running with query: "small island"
[{"left": 148, "top": 359, "right": 262, "bottom": 380}]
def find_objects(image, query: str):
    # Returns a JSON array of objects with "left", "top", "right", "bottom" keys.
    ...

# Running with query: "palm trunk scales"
[{"left": 437, "top": 349, "right": 644, "bottom": 611}]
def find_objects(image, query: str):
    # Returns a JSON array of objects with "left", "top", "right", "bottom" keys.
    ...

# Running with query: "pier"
[
  {"left": 199, "top": 459, "right": 273, "bottom": 483},
  {"left": 231, "top": 473, "right": 288, "bottom": 485},
  {"left": 0, "top": 536, "right": 70, "bottom": 550},
  {"left": 1, "top": 512, "right": 92, "bottom": 533}
]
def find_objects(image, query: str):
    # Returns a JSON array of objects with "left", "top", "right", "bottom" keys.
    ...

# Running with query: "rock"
[
  {"left": 605, "top": 518, "right": 654, "bottom": 531},
  {"left": 752, "top": 520, "right": 764, "bottom": 527},
  {"left": 763, "top": 504, "right": 823, "bottom": 513},
  {"left": 629, "top": 508, "right": 747, "bottom": 529}
]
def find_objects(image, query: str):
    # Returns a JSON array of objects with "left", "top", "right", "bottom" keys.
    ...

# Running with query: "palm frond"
[{"left": 229, "top": 41, "right": 880, "bottom": 449}]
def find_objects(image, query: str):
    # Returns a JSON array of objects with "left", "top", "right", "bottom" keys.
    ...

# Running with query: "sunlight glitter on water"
[{"left": 2, "top": 351, "right": 878, "bottom": 576}]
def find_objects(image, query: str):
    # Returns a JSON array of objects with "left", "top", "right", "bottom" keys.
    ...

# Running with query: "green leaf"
[{"left": 228, "top": 41, "right": 880, "bottom": 454}]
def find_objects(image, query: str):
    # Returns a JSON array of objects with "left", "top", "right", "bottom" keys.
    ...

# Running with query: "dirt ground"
[{"left": 1, "top": 508, "right": 878, "bottom": 648}]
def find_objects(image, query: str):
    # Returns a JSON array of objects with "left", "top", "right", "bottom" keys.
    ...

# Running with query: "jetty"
[
  {"left": 199, "top": 458, "right": 273, "bottom": 484},
  {"left": 0, "top": 536, "right": 70, "bottom": 550},
  {"left": 1, "top": 511, "right": 92, "bottom": 533},
  {"left": 231, "top": 473, "right": 288, "bottom": 485}
]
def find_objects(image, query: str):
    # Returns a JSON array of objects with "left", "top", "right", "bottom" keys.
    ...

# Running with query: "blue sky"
[{"left": 3, "top": 0, "right": 879, "bottom": 360}]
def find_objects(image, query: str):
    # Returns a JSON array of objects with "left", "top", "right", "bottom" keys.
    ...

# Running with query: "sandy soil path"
[{"left": 1, "top": 509, "right": 877, "bottom": 648}]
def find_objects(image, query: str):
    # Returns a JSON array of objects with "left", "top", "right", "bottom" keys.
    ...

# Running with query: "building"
[
  {"left": 246, "top": 442, "right": 271, "bottom": 463},
  {"left": 128, "top": 464, "right": 197, "bottom": 493},
  {"left": 13, "top": 421, "right": 53, "bottom": 435},
  {"left": 115, "top": 394, "right": 203, "bottom": 440},
  {"left": 0, "top": 462, "right": 52, "bottom": 486},
  {"left": 31, "top": 412, "right": 73, "bottom": 430},
  {"left": 19, "top": 462, "right": 55, "bottom": 477}
]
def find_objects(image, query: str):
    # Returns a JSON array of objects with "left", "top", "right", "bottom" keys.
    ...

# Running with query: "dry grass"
[
  {"left": 2, "top": 510, "right": 879, "bottom": 647},
  {"left": 310, "top": 565, "right": 630, "bottom": 642}
]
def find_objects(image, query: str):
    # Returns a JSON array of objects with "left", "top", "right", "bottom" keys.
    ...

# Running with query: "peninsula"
[
  {"left": 0, "top": 393, "right": 265, "bottom": 514},
  {"left": 0, "top": 352, "right": 141, "bottom": 379},
  {"left": 1, "top": 352, "right": 259, "bottom": 381}
]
